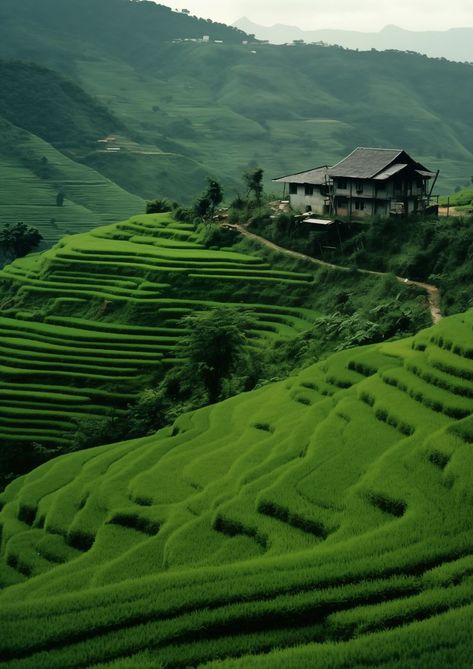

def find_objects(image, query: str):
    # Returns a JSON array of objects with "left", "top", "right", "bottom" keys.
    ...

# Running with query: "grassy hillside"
[
  {"left": 0, "top": 61, "right": 121, "bottom": 150},
  {"left": 0, "top": 212, "right": 430, "bottom": 480},
  {"left": 0, "top": 0, "right": 472, "bottom": 201},
  {"left": 251, "top": 210, "right": 473, "bottom": 316},
  {"left": 0, "top": 62, "right": 144, "bottom": 243},
  {"left": 0, "top": 213, "right": 316, "bottom": 450},
  {"left": 0, "top": 308, "right": 472, "bottom": 666},
  {"left": 0, "top": 117, "right": 144, "bottom": 244},
  {"left": 440, "top": 187, "right": 473, "bottom": 212}
]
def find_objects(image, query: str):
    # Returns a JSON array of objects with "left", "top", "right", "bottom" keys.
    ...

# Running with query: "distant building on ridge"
[{"left": 273, "top": 147, "right": 439, "bottom": 219}]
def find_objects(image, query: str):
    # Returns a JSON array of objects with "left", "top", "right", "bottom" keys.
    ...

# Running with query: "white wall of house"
[
  {"left": 289, "top": 185, "right": 327, "bottom": 214},
  {"left": 286, "top": 174, "right": 429, "bottom": 219}
]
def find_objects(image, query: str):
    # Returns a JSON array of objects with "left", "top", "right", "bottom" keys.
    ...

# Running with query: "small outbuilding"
[{"left": 274, "top": 147, "right": 439, "bottom": 219}]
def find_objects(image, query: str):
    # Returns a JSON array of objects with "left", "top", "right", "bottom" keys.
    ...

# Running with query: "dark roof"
[
  {"left": 273, "top": 148, "right": 435, "bottom": 184},
  {"left": 373, "top": 163, "right": 408, "bottom": 181},
  {"left": 273, "top": 166, "right": 328, "bottom": 186},
  {"left": 329, "top": 148, "right": 405, "bottom": 179}
]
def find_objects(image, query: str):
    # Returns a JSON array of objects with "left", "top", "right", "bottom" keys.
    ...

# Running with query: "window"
[
  {"left": 355, "top": 181, "right": 364, "bottom": 193},
  {"left": 289, "top": 183, "right": 298, "bottom": 195},
  {"left": 304, "top": 185, "right": 314, "bottom": 196},
  {"left": 337, "top": 179, "right": 347, "bottom": 190},
  {"left": 354, "top": 199, "right": 365, "bottom": 211}
]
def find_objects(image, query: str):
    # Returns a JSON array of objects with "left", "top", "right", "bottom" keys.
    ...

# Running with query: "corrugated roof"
[
  {"left": 374, "top": 163, "right": 408, "bottom": 181},
  {"left": 329, "top": 147, "right": 404, "bottom": 179},
  {"left": 273, "top": 166, "right": 328, "bottom": 185},
  {"left": 303, "top": 218, "right": 335, "bottom": 226}
]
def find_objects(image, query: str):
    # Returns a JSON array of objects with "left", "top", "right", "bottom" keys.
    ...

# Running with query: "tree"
[
  {"left": 146, "top": 199, "right": 171, "bottom": 214},
  {"left": 206, "top": 178, "right": 223, "bottom": 218},
  {"left": 193, "top": 178, "right": 223, "bottom": 221},
  {"left": 178, "top": 308, "right": 254, "bottom": 403},
  {"left": 194, "top": 194, "right": 212, "bottom": 220},
  {"left": 244, "top": 167, "right": 264, "bottom": 207},
  {"left": 56, "top": 192, "right": 65, "bottom": 207},
  {"left": 0, "top": 222, "right": 43, "bottom": 260}
]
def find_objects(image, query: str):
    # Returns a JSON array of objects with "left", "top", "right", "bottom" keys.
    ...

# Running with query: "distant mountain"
[
  {"left": 1, "top": 0, "right": 473, "bottom": 214},
  {"left": 0, "top": 0, "right": 248, "bottom": 71},
  {"left": 234, "top": 18, "right": 473, "bottom": 63}
]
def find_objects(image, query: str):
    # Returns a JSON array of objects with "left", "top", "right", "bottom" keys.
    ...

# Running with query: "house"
[{"left": 273, "top": 148, "right": 438, "bottom": 219}]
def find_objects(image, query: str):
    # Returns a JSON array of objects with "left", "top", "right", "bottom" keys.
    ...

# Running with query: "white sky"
[{"left": 165, "top": 1, "right": 473, "bottom": 31}]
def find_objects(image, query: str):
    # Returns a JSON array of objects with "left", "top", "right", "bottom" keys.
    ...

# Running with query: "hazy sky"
[{"left": 165, "top": 1, "right": 473, "bottom": 31}]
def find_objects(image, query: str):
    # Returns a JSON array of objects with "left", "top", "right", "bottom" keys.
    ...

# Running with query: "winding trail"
[{"left": 228, "top": 224, "right": 442, "bottom": 325}]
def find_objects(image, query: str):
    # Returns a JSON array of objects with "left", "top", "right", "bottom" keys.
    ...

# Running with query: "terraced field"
[
  {"left": 0, "top": 212, "right": 318, "bottom": 450},
  {"left": 0, "top": 308, "right": 472, "bottom": 667},
  {"left": 0, "top": 119, "right": 144, "bottom": 244}
]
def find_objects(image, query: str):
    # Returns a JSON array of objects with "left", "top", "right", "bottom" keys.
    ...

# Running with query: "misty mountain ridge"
[{"left": 234, "top": 17, "right": 473, "bottom": 62}]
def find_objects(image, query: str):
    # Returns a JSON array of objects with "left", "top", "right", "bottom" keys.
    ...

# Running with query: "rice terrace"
[{"left": 1, "top": 0, "right": 473, "bottom": 667}]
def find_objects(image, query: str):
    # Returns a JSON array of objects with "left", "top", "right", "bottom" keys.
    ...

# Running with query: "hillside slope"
[
  {"left": 0, "top": 308, "right": 472, "bottom": 667},
  {"left": 0, "top": 61, "right": 121, "bottom": 149},
  {"left": 0, "top": 0, "right": 472, "bottom": 198},
  {"left": 0, "top": 62, "right": 144, "bottom": 242},
  {"left": 0, "top": 212, "right": 430, "bottom": 482},
  {"left": 0, "top": 213, "right": 318, "bottom": 459},
  {"left": 0, "top": 117, "right": 144, "bottom": 243}
]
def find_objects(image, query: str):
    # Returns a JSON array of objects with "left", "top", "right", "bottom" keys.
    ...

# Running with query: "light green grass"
[
  {"left": 0, "top": 308, "right": 472, "bottom": 666},
  {"left": 0, "top": 213, "right": 321, "bottom": 448}
]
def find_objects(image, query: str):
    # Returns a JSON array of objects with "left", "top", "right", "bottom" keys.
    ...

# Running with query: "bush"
[{"left": 146, "top": 199, "right": 171, "bottom": 214}]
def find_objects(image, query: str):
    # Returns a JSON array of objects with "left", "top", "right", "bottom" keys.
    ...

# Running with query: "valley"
[
  {"left": 0, "top": 0, "right": 472, "bottom": 246},
  {"left": 0, "top": 1, "right": 472, "bottom": 667}
]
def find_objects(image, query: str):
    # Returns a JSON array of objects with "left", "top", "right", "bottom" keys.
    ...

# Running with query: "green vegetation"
[
  {"left": 0, "top": 222, "right": 42, "bottom": 260},
  {"left": 250, "top": 210, "right": 473, "bottom": 316},
  {"left": 0, "top": 211, "right": 430, "bottom": 484},
  {"left": 440, "top": 187, "right": 473, "bottom": 212},
  {"left": 0, "top": 61, "right": 121, "bottom": 150},
  {"left": 0, "top": 308, "right": 472, "bottom": 667},
  {"left": 0, "top": 110, "right": 143, "bottom": 245},
  {"left": 0, "top": 0, "right": 472, "bottom": 210}
]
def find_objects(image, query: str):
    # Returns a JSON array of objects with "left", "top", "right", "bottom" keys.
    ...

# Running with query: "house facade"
[{"left": 273, "top": 148, "right": 438, "bottom": 219}]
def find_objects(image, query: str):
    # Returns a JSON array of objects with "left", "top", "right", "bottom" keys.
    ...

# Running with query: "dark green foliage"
[
  {"left": 194, "top": 178, "right": 224, "bottom": 221},
  {"left": 145, "top": 199, "right": 171, "bottom": 214},
  {"left": 0, "top": 61, "right": 121, "bottom": 149},
  {"left": 244, "top": 167, "right": 265, "bottom": 207},
  {"left": 177, "top": 307, "right": 254, "bottom": 403},
  {"left": 0, "top": 222, "right": 43, "bottom": 259},
  {"left": 339, "top": 215, "right": 473, "bottom": 314},
  {"left": 250, "top": 211, "right": 473, "bottom": 315},
  {"left": 194, "top": 194, "right": 212, "bottom": 220},
  {"left": 126, "top": 388, "right": 168, "bottom": 438},
  {"left": 70, "top": 413, "right": 128, "bottom": 451}
]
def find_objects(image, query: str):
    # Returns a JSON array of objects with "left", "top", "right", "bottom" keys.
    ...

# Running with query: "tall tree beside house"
[
  {"left": 206, "top": 179, "right": 224, "bottom": 218},
  {"left": 245, "top": 167, "right": 264, "bottom": 207},
  {"left": 194, "top": 178, "right": 224, "bottom": 221}
]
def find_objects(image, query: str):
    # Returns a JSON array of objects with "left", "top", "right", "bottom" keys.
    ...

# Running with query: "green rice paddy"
[
  {"left": 0, "top": 119, "right": 144, "bottom": 244},
  {"left": 0, "top": 212, "right": 319, "bottom": 449},
  {"left": 0, "top": 307, "right": 472, "bottom": 667}
]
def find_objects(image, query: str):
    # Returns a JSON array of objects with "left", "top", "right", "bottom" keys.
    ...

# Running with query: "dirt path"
[{"left": 228, "top": 224, "right": 442, "bottom": 325}]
